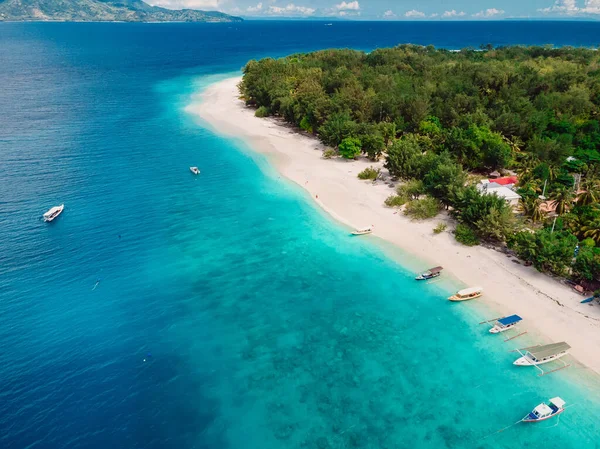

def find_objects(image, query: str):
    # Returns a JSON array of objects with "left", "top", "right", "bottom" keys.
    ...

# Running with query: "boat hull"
[
  {"left": 43, "top": 205, "right": 64, "bottom": 222},
  {"left": 522, "top": 409, "right": 564, "bottom": 422},
  {"left": 513, "top": 353, "right": 567, "bottom": 366},
  {"left": 448, "top": 293, "right": 482, "bottom": 302}
]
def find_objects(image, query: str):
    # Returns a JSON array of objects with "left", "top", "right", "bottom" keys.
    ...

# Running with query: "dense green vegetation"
[
  {"left": 404, "top": 196, "right": 442, "bottom": 220},
  {"left": 454, "top": 224, "right": 480, "bottom": 246},
  {"left": 241, "top": 45, "right": 600, "bottom": 286}
]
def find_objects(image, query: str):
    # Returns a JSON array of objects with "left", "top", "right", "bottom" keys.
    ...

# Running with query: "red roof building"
[{"left": 489, "top": 176, "right": 518, "bottom": 186}]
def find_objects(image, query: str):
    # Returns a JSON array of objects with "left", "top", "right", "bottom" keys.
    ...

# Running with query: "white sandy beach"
[{"left": 187, "top": 76, "right": 600, "bottom": 376}]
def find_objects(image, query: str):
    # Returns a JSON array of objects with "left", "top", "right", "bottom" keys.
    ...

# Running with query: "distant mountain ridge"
[{"left": 0, "top": 0, "right": 243, "bottom": 22}]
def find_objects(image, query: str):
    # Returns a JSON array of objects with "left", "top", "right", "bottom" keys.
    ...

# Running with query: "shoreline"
[{"left": 186, "top": 76, "right": 600, "bottom": 376}]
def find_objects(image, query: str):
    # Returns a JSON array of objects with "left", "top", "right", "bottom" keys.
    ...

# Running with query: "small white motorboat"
[
  {"left": 190, "top": 166, "right": 200, "bottom": 175},
  {"left": 43, "top": 204, "right": 64, "bottom": 222},
  {"left": 522, "top": 397, "right": 565, "bottom": 423},
  {"left": 351, "top": 227, "right": 373, "bottom": 236}
]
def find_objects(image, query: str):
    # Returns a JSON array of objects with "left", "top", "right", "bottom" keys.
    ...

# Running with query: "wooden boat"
[
  {"left": 415, "top": 266, "right": 443, "bottom": 281},
  {"left": 522, "top": 397, "right": 565, "bottom": 423},
  {"left": 351, "top": 227, "right": 373, "bottom": 236},
  {"left": 489, "top": 314, "right": 522, "bottom": 334},
  {"left": 190, "top": 166, "right": 200, "bottom": 175},
  {"left": 513, "top": 342, "right": 571, "bottom": 374},
  {"left": 43, "top": 204, "right": 64, "bottom": 222},
  {"left": 448, "top": 286, "right": 482, "bottom": 302}
]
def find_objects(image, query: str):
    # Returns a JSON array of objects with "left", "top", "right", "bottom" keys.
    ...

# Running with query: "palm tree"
[
  {"left": 516, "top": 153, "right": 541, "bottom": 185},
  {"left": 503, "top": 135, "right": 523, "bottom": 155},
  {"left": 549, "top": 187, "right": 575, "bottom": 215},
  {"left": 562, "top": 213, "right": 585, "bottom": 239},
  {"left": 520, "top": 197, "right": 546, "bottom": 223},
  {"left": 583, "top": 219, "right": 600, "bottom": 245},
  {"left": 577, "top": 181, "right": 599, "bottom": 206},
  {"left": 517, "top": 153, "right": 539, "bottom": 176},
  {"left": 547, "top": 164, "right": 560, "bottom": 182}
]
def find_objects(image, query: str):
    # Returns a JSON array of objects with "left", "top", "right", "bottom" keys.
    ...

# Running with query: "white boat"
[
  {"left": 489, "top": 314, "right": 522, "bottom": 334},
  {"left": 351, "top": 227, "right": 373, "bottom": 236},
  {"left": 190, "top": 166, "right": 200, "bottom": 175},
  {"left": 415, "top": 266, "right": 443, "bottom": 281},
  {"left": 522, "top": 397, "right": 565, "bottom": 423},
  {"left": 513, "top": 342, "right": 571, "bottom": 369},
  {"left": 448, "top": 286, "right": 483, "bottom": 302},
  {"left": 43, "top": 204, "right": 64, "bottom": 222}
]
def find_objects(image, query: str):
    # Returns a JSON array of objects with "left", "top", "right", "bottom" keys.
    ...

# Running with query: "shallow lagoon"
[{"left": 1, "top": 21, "right": 600, "bottom": 449}]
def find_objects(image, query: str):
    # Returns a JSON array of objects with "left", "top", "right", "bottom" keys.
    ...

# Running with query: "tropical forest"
[{"left": 239, "top": 45, "right": 600, "bottom": 288}]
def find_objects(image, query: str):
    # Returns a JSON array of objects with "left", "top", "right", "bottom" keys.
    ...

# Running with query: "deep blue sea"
[{"left": 2, "top": 20, "right": 600, "bottom": 449}]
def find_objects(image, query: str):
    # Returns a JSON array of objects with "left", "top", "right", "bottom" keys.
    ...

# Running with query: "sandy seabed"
[{"left": 187, "top": 76, "right": 600, "bottom": 376}]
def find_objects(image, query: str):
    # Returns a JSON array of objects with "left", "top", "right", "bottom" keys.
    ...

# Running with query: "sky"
[{"left": 145, "top": 0, "right": 600, "bottom": 19}]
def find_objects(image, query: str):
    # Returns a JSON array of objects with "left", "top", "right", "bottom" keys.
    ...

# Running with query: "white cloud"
[
  {"left": 578, "top": 0, "right": 600, "bottom": 13},
  {"left": 246, "top": 2, "right": 263, "bottom": 12},
  {"left": 473, "top": 8, "right": 505, "bottom": 17},
  {"left": 584, "top": 0, "right": 600, "bottom": 13},
  {"left": 268, "top": 3, "right": 316, "bottom": 15},
  {"left": 430, "top": 12, "right": 438, "bottom": 17},
  {"left": 335, "top": 1, "right": 360, "bottom": 10},
  {"left": 383, "top": 10, "right": 395, "bottom": 17},
  {"left": 405, "top": 9, "right": 426, "bottom": 17},
  {"left": 145, "top": 0, "right": 222, "bottom": 9},
  {"left": 539, "top": 0, "right": 579, "bottom": 13},
  {"left": 442, "top": 9, "right": 466, "bottom": 17},
  {"left": 539, "top": 0, "right": 600, "bottom": 14}
]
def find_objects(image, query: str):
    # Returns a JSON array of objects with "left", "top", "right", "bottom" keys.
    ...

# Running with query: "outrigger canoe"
[
  {"left": 513, "top": 342, "right": 571, "bottom": 368},
  {"left": 489, "top": 314, "right": 522, "bottom": 334}
]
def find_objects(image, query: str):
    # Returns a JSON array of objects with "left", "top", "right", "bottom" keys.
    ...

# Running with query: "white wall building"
[{"left": 477, "top": 180, "right": 521, "bottom": 208}]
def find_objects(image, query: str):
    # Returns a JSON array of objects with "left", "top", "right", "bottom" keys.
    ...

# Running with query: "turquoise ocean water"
[{"left": 1, "top": 21, "right": 600, "bottom": 449}]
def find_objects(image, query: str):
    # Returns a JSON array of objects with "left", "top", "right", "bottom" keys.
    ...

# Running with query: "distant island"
[
  {"left": 240, "top": 45, "right": 600, "bottom": 289},
  {"left": 0, "top": 0, "right": 243, "bottom": 22}
]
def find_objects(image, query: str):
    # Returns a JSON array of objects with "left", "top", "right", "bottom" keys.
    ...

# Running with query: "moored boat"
[
  {"left": 522, "top": 397, "right": 565, "bottom": 423},
  {"left": 415, "top": 266, "right": 443, "bottom": 280},
  {"left": 489, "top": 314, "right": 522, "bottom": 334},
  {"left": 448, "top": 286, "right": 482, "bottom": 302},
  {"left": 351, "top": 227, "right": 373, "bottom": 236},
  {"left": 43, "top": 204, "right": 64, "bottom": 222},
  {"left": 513, "top": 342, "right": 570, "bottom": 368},
  {"left": 190, "top": 166, "right": 200, "bottom": 175}
]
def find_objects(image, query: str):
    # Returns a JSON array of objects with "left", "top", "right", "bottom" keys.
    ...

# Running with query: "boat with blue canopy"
[{"left": 489, "top": 315, "right": 522, "bottom": 334}]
